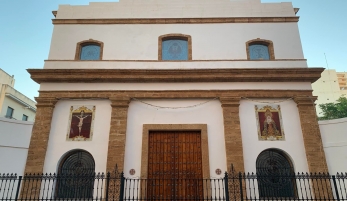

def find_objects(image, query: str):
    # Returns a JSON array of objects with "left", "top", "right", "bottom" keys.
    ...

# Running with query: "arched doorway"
[
  {"left": 56, "top": 150, "right": 95, "bottom": 198},
  {"left": 256, "top": 149, "right": 296, "bottom": 198}
]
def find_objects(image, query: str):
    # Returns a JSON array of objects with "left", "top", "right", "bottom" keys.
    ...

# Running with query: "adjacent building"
[
  {"left": 0, "top": 69, "right": 35, "bottom": 176},
  {"left": 0, "top": 69, "right": 36, "bottom": 121},
  {"left": 312, "top": 69, "right": 347, "bottom": 116}
]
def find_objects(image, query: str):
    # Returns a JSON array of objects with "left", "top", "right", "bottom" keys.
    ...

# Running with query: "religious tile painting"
[
  {"left": 67, "top": 105, "right": 95, "bottom": 141},
  {"left": 255, "top": 105, "right": 285, "bottom": 141}
]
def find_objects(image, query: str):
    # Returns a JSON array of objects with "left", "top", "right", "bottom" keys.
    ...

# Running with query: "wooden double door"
[{"left": 147, "top": 131, "right": 204, "bottom": 200}]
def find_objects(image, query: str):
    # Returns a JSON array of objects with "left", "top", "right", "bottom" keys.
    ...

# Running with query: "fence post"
[
  {"left": 238, "top": 173, "right": 243, "bottom": 201},
  {"left": 14, "top": 176, "right": 22, "bottom": 201},
  {"left": 224, "top": 172, "right": 230, "bottom": 201},
  {"left": 332, "top": 175, "right": 340, "bottom": 201},
  {"left": 105, "top": 172, "right": 110, "bottom": 201},
  {"left": 119, "top": 172, "right": 125, "bottom": 201}
]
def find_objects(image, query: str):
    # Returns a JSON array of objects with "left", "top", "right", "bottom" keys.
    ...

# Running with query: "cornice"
[
  {"left": 294, "top": 96, "right": 318, "bottom": 106},
  {"left": 52, "top": 17, "right": 299, "bottom": 25},
  {"left": 220, "top": 96, "right": 241, "bottom": 108},
  {"left": 109, "top": 97, "right": 131, "bottom": 108},
  {"left": 27, "top": 68, "right": 324, "bottom": 84},
  {"left": 34, "top": 97, "right": 58, "bottom": 108}
]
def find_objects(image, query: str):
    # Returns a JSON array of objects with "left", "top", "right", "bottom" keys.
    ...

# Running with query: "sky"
[{"left": 0, "top": 0, "right": 346, "bottom": 101}]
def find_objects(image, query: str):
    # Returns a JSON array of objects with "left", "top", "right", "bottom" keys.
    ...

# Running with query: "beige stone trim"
[
  {"left": 39, "top": 90, "right": 314, "bottom": 100},
  {"left": 246, "top": 38, "right": 275, "bottom": 60},
  {"left": 27, "top": 68, "right": 324, "bottom": 84},
  {"left": 141, "top": 124, "right": 210, "bottom": 179},
  {"left": 294, "top": 96, "right": 329, "bottom": 173},
  {"left": 106, "top": 97, "right": 130, "bottom": 172},
  {"left": 294, "top": 96, "right": 332, "bottom": 198},
  {"left": 24, "top": 97, "right": 58, "bottom": 173},
  {"left": 34, "top": 97, "right": 58, "bottom": 108},
  {"left": 158, "top": 34, "right": 192, "bottom": 60},
  {"left": 220, "top": 97, "right": 244, "bottom": 173},
  {"left": 75, "top": 39, "right": 104, "bottom": 60},
  {"left": 52, "top": 17, "right": 299, "bottom": 25}
]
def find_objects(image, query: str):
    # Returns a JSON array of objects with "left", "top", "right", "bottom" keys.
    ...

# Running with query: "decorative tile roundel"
[
  {"left": 129, "top": 169, "right": 136, "bottom": 175},
  {"left": 215, "top": 168, "right": 222, "bottom": 175}
]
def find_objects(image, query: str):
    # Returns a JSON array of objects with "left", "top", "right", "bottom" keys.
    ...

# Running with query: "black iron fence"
[{"left": 1, "top": 169, "right": 346, "bottom": 200}]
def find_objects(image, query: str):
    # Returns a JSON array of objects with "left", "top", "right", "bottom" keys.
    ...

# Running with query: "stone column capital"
[
  {"left": 294, "top": 96, "right": 317, "bottom": 106},
  {"left": 109, "top": 97, "right": 131, "bottom": 108},
  {"left": 34, "top": 97, "right": 58, "bottom": 108},
  {"left": 219, "top": 96, "right": 241, "bottom": 108}
]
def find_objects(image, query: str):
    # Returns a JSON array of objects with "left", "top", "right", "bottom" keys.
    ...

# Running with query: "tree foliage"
[{"left": 318, "top": 96, "right": 347, "bottom": 120}]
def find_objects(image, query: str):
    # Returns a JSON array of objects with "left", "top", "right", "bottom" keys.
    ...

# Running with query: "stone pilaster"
[
  {"left": 24, "top": 97, "right": 58, "bottom": 173},
  {"left": 294, "top": 96, "right": 329, "bottom": 173},
  {"left": 220, "top": 96, "right": 244, "bottom": 173},
  {"left": 106, "top": 97, "right": 130, "bottom": 172}
]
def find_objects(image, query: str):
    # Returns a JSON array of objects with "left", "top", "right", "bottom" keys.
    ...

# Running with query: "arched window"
[
  {"left": 246, "top": 38, "right": 275, "bottom": 60},
  {"left": 75, "top": 39, "right": 103, "bottom": 60},
  {"left": 56, "top": 150, "right": 95, "bottom": 199},
  {"left": 158, "top": 34, "right": 192, "bottom": 61},
  {"left": 256, "top": 149, "right": 296, "bottom": 198}
]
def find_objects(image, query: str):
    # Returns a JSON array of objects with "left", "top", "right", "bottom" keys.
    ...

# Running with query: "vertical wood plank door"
[{"left": 148, "top": 131, "right": 203, "bottom": 200}]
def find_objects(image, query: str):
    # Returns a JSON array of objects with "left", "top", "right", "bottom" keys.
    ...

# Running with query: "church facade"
[{"left": 26, "top": 0, "right": 328, "bottom": 183}]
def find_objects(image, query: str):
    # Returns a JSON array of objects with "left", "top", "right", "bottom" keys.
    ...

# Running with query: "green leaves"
[{"left": 318, "top": 96, "right": 347, "bottom": 120}]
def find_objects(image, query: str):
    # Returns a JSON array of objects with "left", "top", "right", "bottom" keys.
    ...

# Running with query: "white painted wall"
[
  {"left": 239, "top": 99, "right": 310, "bottom": 173},
  {"left": 43, "top": 99, "right": 112, "bottom": 173},
  {"left": 124, "top": 99, "right": 226, "bottom": 178},
  {"left": 48, "top": 23, "right": 304, "bottom": 62},
  {"left": 39, "top": 82, "right": 313, "bottom": 91},
  {"left": 0, "top": 117, "right": 33, "bottom": 174},
  {"left": 43, "top": 60, "right": 308, "bottom": 69},
  {"left": 319, "top": 117, "right": 347, "bottom": 174}
]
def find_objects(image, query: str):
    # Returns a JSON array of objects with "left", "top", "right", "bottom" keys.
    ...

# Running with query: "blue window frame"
[
  {"left": 249, "top": 44, "right": 270, "bottom": 60},
  {"left": 80, "top": 44, "right": 101, "bottom": 60},
  {"left": 162, "top": 39, "right": 188, "bottom": 60}
]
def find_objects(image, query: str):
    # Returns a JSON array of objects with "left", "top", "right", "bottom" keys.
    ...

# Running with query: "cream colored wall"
[
  {"left": 0, "top": 85, "right": 5, "bottom": 115},
  {"left": 0, "top": 69, "right": 15, "bottom": 87},
  {"left": 312, "top": 69, "right": 345, "bottom": 116},
  {"left": 0, "top": 70, "right": 36, "bottom": 120},
  {"left": 42, "top": 97, "right": 312, "bottom": 176},
  {"left": 319, "top": 117, "right": 347, "bottom": 173},
  {"left": 239, "top": 99, "right": 309, "bottom": 173},
  {"left": 1, "top": 97, "right": 35, "bottom": 121},
  {"left": 48, "top": 23, "right": 305, "bottom": 62},
  {"left": 125, "top": 99, "right": 226, "bottom": 178},
  {"left": 55, "top": 0, "right": 296, "bottom": 19},
  {"left": 0, "top": 85, "right": 36, "bottom": 121},
  {"left": 39, "top": 82, "right": 313, "bottom": 91},
  {"left": 43, "top": 99, "right": 112, "bottom": 173},
  {"left": 44, "top": 60, "right": 308, "bottom": 69}
]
